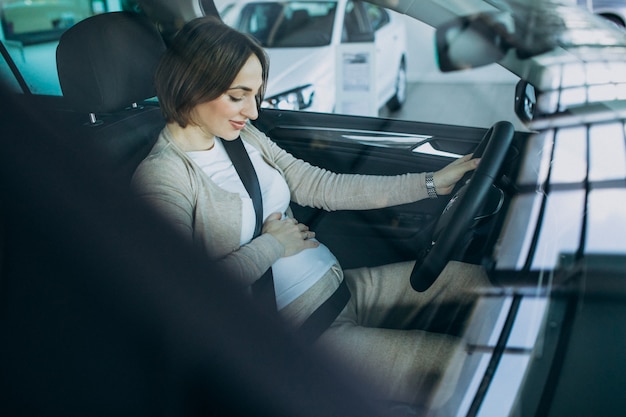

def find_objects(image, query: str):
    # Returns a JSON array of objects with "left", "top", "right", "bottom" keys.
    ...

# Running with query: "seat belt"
[
  {"left": 222, "top": 136, "right": 277, "bottom": 311},
  {"left": 223, "top": 136, "right": 350, "bottom": 342}
]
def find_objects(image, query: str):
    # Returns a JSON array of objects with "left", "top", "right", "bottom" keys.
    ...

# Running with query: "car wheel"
[
  {"left": 600, "top": 14, "right": 625, "bottom": 28},
  {"left": 386, "top": 58, "right": 406, "bottom": 112}
]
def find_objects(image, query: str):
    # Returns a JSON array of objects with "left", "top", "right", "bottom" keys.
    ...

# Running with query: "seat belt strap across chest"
[
  {"left": 223, "top": 136, "right": 350, "bottom": 342},
  {"left": 222, "top": 136, "right": 277, "bottom": 311}
]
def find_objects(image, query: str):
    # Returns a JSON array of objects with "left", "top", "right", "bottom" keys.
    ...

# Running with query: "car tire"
[
  {"left": 600, "top": 14, "right": 625, "bottom": 28},
  {"left": 386, "top": 58, "right": 406, "bottom": 112}
]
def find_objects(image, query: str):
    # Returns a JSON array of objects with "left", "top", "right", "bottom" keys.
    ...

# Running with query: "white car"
[{"left": 220, "top": 0, "right": 407, "bottom": 113}]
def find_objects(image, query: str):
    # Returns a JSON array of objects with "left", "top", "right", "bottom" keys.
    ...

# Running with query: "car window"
[
  {"left": 220, "top": 0, "right": 519, "bottom": 127},
  {"left": 362, "top": 2, "right": 388, "bottom": 31},
  {"left": 225, "top": 1, "right": 338, "bottom": 47},
  {"left": 0, "top": 0, "right": 126, "bottom": 95},
  {"left": 2, "top": 0, "right": 97, "bottom": 45},
  {"left": 0, "top": 43, "right": 22, "bottom": 93},
  {"left": 0, "top": 0, "right": 522, "bottom": 129},
  {"left": 341, "top": 0, "right": 373, "bottom": 42}
]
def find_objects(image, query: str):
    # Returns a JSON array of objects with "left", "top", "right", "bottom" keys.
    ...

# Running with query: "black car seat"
[{"left": 55, "top": 11, "right": 167, "bottom": 185}]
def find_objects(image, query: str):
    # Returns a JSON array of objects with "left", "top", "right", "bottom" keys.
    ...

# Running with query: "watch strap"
[{"left": 425, "top": 172, "right": 438, "bottom": 199}]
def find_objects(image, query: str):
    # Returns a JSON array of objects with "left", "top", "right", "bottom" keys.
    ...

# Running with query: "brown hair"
[{"left": 154, "top": 16, "right": 269, "bottom": 127}]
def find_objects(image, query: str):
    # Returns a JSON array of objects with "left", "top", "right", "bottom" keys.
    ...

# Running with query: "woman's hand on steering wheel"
[
  {"left": 410, "top": 120, "right": 515, "bottom": 292},
  {"left": 432, "top": 154, "right": 480, "bottom": 196}
]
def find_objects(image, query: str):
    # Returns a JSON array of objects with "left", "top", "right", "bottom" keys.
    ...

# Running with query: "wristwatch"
[{"left": 425, "top": 172, "right": 438, "bottom": 199}]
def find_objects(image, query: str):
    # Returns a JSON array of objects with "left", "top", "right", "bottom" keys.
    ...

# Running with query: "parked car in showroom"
[
  {"left": 219, "top": 0, "right": 407, "bottom": 113},
  {"left": 2, "top": 0, "right": 626, "bottom": 416}
]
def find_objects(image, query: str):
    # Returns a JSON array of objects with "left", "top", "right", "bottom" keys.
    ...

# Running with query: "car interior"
[
  {"left": 0, "top": 79, "right": 385, "bottom": 417},
  {"left": 0, "top": 2, "right": 524, "bottom": 412},
  {"left": 4, "top": 0, "right": 626, "bottom": 415},
  {"left": 1, "top": 2, "right": 531, "bottom": 272},
  {"left": 3, "top": 0, "right": 526, "bottom": 372},
  {"left": 0, "top": 5, "right": 393, "bottom": 417}
]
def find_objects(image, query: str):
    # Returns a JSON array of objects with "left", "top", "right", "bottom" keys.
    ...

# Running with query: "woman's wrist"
[{"left": 425, "top": 172, "right": 438, "bottom": 199}]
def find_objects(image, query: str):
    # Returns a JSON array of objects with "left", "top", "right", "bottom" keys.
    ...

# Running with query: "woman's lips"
[{"left": 230, "top": 120, "right": 246, "bottom": 130}]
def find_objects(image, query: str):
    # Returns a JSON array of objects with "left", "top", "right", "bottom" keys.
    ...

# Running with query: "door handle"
[
  {"left": 412, "top": 142, "right": 462, "bottom": 158},
  {"left": 342, "top": 134, "right": 461, "bottom": 158}
]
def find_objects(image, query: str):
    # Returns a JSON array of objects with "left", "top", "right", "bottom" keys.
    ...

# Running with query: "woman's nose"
[{"left": 242, "top": 97, "right": 258, "bottom": 120}]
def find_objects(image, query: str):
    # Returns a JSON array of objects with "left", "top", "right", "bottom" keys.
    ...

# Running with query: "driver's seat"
[{"left": 55, "top": 11, "right": 167, "bottom": 184}]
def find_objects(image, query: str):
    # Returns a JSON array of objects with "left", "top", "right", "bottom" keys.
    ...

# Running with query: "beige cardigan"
[{"left": 132, "top": 123, "right": 430, "bottom": 289}]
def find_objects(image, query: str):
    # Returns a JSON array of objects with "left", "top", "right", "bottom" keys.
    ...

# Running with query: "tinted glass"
[
  {"left": 1, "top": 0, "right": 99, "bottom": 44},
  {"left": 0, "top": 0, "right": 123, "bottom": 95},
  {"left": 363, "top": 3, "right": 388, "bottom": 31}
]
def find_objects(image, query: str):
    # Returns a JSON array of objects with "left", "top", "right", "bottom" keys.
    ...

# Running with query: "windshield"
[{"left": 228, "top": 1, "right": 337, "bottom": 47}]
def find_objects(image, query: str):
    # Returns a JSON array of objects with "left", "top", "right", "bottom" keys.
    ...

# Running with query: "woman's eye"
[{"left": 229, "top": 95, "right": 244, "bottom": 102}]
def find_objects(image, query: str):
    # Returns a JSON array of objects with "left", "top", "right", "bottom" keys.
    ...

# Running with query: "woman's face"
[{"left": 191, "top": 54, "right": 263, "bottom": 140}]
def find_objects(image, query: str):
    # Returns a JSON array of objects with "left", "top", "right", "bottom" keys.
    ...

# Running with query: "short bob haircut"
[{"left": 154, "top": 16, "right": 269, "bottom": 128}]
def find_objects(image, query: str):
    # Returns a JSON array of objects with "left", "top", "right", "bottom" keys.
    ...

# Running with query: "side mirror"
[{"left": 435, "top": 13, "right": 512, "bottom": 72}]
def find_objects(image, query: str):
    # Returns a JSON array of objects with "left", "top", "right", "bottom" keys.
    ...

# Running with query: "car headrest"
[{"left": 56, "top": 12, "right": 166, "bottom": 113}]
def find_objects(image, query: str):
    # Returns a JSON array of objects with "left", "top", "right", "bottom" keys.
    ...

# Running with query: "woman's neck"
[{"left": 167, "top": 122, "right": 216, "bottom": 152}]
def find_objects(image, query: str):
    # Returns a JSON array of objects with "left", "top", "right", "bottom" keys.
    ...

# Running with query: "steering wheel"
[{"left": 410, "top": 121, "right": 515, "bottom": 292}]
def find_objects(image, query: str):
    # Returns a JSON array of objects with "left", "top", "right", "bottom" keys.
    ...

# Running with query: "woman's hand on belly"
[{"left": 262, "top": 212, "right": 320, "bottom": 257}]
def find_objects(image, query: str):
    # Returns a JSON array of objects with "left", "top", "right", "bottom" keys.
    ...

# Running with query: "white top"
[{"left": 188, "top": 138, "right": 337, "bottom": 309}]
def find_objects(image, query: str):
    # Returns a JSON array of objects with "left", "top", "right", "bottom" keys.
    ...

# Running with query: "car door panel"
[{"left": 254, "top": 109, "right": 490, "bottom": 268}]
